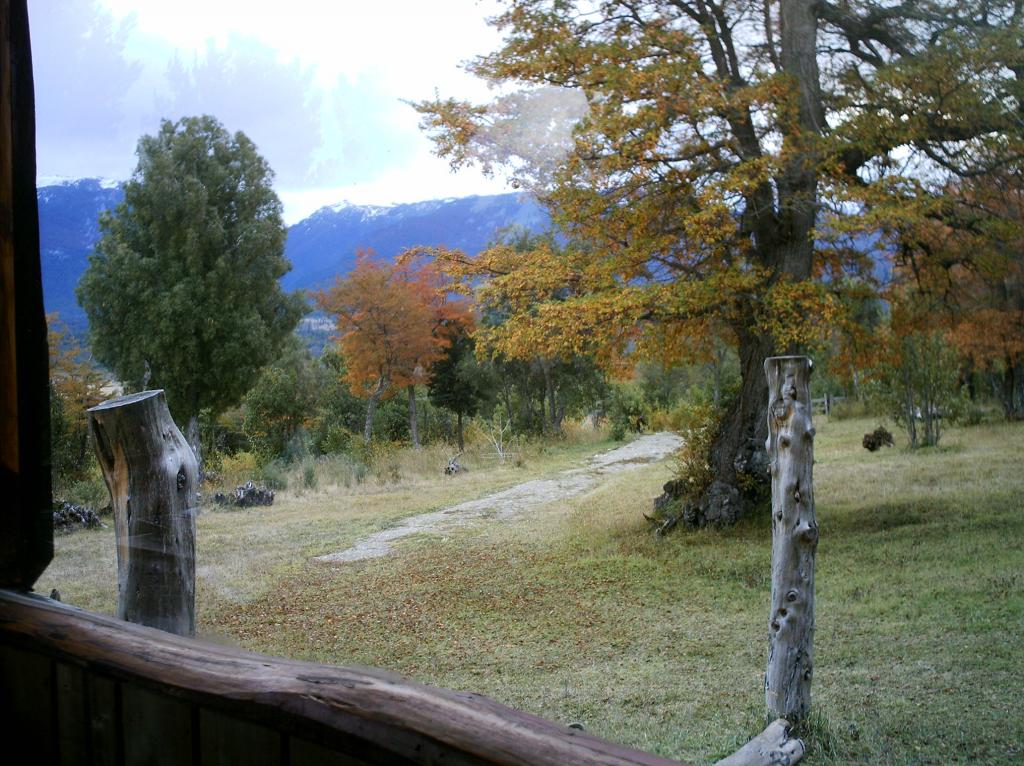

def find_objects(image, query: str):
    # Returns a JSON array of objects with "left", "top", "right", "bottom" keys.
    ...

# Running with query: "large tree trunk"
[
  {"left": 408, "top": 385, "right": 420, "bottom": 449},
  {"left": 1002, "top": 356, "right": 1023, "bottom": 420},
  {"left": 688, "top": 327, "right": 774, "bottom": 527},
  {"left": 764, "top": 356, "right": 817, "bottom": 722},
  {"left": 457, "top": 411, "right": 465, "bottom": 451},
  {"left": 88, "top": 390, "right": 198, "bottom": 636},
  {"left": 689, "top": 0, "right": 822, "bottom": 528}
]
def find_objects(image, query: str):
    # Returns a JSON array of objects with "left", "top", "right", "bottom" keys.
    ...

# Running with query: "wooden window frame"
[{"left": 0, "top": 4, "right": 695, "bottom": 763}]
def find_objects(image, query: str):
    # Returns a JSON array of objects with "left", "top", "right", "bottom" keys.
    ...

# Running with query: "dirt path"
[{"left": 314, "top": 432, "right": 683, "bottom": 564}]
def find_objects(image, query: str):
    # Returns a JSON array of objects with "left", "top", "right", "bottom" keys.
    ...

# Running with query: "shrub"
[
  {"left": 218, "top": 451, "right": 260, "bottom": 487},
  {"left": 668, "top": 400, "right": 719, "bottom": 502},
  {"left": 607, "top": 385, "right": 646, "bottom": 437},
  {"left": 560, "top": 416, "right": 608, "bottom": 444},
  {"left": 257, "top": 459, "right": 288, "bottom": 490},
  {"left": 316, "top": 423, "right": 355, "bottom": 455},
  {"left": 281, "top": 429, "right": 313, "bottom": 464},
  {"left": 60, "top": 471, "right": 110, "bottom": 513},
  {"left": 829, "top": 398, "right": 878, "bottom": 421}
]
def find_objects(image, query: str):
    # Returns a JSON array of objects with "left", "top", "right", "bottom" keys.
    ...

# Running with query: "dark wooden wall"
[{"left": 0, "top": 0, "right": 53, "bottom": 588}]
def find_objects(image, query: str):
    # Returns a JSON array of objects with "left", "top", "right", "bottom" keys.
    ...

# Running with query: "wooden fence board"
[
  {"left": 122, "top": 684, "right": 193, "bottom": 765},
  {"left": 0, "top": 643, "right": 57, "bottom": 762},
  {"left": 85, "top": 674, "right": 120, "bottom": 766},
  {"left": 200, "top": 708, "right": 282, "bottom": 766},
  {"left": 0, "top": 589, "right": 690, "bottom": 766}
]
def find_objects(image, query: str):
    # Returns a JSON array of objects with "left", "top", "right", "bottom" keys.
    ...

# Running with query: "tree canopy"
[
  {"left": 415, "top": 0, "right": 1024, "bottom": 525},
  {"left": 77, "top": 115, "right": 305, "bottom": 444}
]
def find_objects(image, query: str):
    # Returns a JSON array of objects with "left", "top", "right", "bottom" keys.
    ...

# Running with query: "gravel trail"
[{"left": 314, "top": 432, "right": 682, "bottom": 565}]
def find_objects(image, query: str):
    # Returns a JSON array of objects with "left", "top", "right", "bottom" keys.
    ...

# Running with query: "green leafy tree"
[
  {"left": 874, "top": 328, "right": 960, "bottom": 448},
  {"left": 428, "top": 330, "right": 492, "bottom": 450},
  {"left": 242, "top": 337, "right": 321, "bottom": 459},
  {"left": 311, "top": 350, "right": 368, "bottom": 454},
  {"left": 77, "top": 115, "right": 305, "bottom": 463}
]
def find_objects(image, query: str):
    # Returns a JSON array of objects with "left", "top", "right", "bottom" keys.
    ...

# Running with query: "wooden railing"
[{"left": 0, "top": 589, "right": 690, "bottom": 766}]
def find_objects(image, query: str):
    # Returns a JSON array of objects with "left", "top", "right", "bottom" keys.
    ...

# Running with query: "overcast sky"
[{"left": 29, "top": 0, "right": 515, "bottom": 223}]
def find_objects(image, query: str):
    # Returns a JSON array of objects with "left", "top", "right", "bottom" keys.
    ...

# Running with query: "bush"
[
  {"left": 310, "top": 452, "right": 369, "bottom": 489},
  {"left": 218, "top": 451, "right": 260, "bottom": 487},
  {"left": 829, "top": 398, "right": 878, "bottom": 421},
  {"left": 315, "top": 423, "right": 355, "bottom": 455},
  {"left": 374, "top": 398, "right": 412, "bottom": 442},
  {"left": 281, "top": 429, "right": 313, "bottom": 464},
  {"left": 256, "top": 459, "right": 289, "bottom": 490},
  {"left": 870, "top": 329, "right": 961, "bottom": 448},
  {"left": 668, "top": 400, "right": 719, "bottom": 501},
  {"left": 608, "top": 385, "right": 647, "bottom": 437},
  {"left": 560, "top": 416, "right": 608, "bottom": 444},
  {"left": 943, "top": 391, "right": 995, "bottom": 427},
  {"left": 59, "top": 471, "right": 110, "bottom": 512}
]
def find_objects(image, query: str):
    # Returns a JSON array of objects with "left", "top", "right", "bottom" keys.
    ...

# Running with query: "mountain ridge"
[{"left": 37, "top": 179, "right": 551, "bottom": 334}]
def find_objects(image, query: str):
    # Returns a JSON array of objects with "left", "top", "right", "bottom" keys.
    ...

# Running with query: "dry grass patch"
[
  {"left": 34, "top": 419, "right": 1024, "bottom": 764},
  {"left": 208, "top": 418, "right": 1024, "bottom": 765}
]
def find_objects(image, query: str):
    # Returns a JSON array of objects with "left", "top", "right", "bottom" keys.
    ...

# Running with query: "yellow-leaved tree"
[{"left": 415, "top": 0, "right": 1024, "bottom": 525}]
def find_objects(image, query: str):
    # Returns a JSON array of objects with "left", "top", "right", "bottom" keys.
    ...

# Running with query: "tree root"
[{"left": 714, "top": 719, "right": 805, "bottom": 766}]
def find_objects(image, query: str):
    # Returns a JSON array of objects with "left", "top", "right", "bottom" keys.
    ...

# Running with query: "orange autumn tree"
[
  {"left": 824, "top": 166, "right": 1024, "bottom": 441},
  {"left": 316, "top": 252, "right": 469, "bottom": 444},
  {"left": 941, "top": 176, "right": 1023, "bottom": 420},
  {"left": 47, "top": 313, "right": 106, "bottom": 489}
]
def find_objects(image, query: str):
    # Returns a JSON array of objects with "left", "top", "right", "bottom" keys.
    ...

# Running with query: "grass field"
[{"left": 36, "top": 418, "right": 1024, "bottom": 765}]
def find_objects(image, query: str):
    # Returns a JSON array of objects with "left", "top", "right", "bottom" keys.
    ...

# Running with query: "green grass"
[{"left": 36, "top": 419, "right": 1024, "bottom": 764}]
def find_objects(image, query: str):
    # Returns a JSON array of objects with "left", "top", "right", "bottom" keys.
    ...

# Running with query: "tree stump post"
[
  {"left": 764, "top": 356, "right": 817, "bottom": 721},
  {"left": 88, "top": 391, "right": 198, "bottom": 636}
]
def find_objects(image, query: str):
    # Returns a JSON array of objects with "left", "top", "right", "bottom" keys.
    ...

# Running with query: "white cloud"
[
  {"left": 47, "top": 0, "right": 516, "bottom": 216},
  {"left": 98, "top": 0, "right": 503, "bottom": 98}
]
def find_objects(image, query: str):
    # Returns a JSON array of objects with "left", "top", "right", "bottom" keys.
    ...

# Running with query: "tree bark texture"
[
  {"left": 88, "top": 390, "right": 198, "bottom": 636},
  {"left": 185, "top": 412, "right": 203, "bottom": 479},
  {"left": 693, "top": 329, "right": 773, "bottom": 527},
  {"left": 714, "top": 719, "right": 804, "bottom": 766},
  {"left": 541, "top": 359, "right": 558, "bottom": 433},
  {"left": 764, "top": 356, "right": 817, "bottom": 722},
  {"left": 408, "top": 385, "right": 420, "bottom": 449}
]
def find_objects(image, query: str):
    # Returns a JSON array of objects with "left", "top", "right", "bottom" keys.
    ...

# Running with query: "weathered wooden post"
[
  {"left": 764, "top": 356, "right": 817, "bottom": 720},
  {"left": 88, "top": 390, "right": 198, "bottom": 636},
  {"left": 715, "top": 356, "right": 815, "bottom": 766}
]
